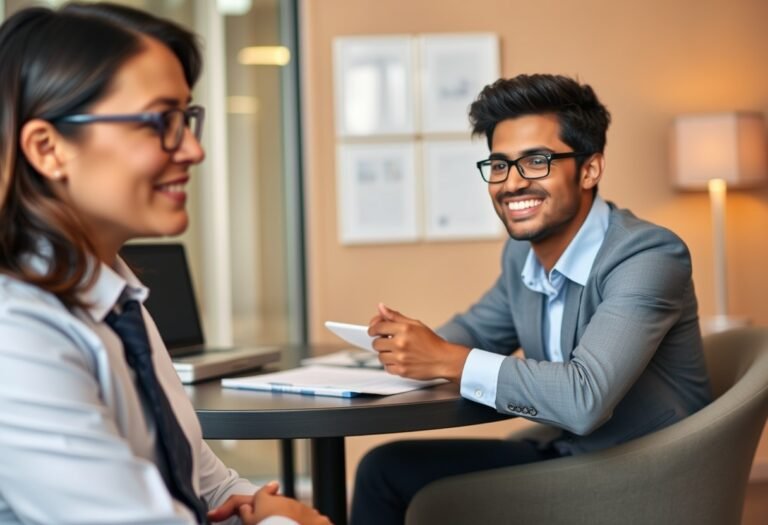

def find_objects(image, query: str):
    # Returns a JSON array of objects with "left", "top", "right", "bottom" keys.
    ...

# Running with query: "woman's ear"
[
  {"left": 580, "top": 153, "right": 605, "bottom": 191},
  {"left": 19, "top": 119, "right": 70, "bottom": 182}
]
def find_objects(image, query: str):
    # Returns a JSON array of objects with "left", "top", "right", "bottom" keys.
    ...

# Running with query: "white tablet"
[{"left": 324, "top": 321, "right": 378, "bottom": 352}]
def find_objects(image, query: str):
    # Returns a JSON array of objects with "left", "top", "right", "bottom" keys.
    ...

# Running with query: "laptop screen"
[{"left": 119, "top": 243, "right": 205, "bottom": 355}]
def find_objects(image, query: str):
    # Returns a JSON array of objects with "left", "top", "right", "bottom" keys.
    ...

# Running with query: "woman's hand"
[{"left": 208, "top": 482, "right": 332, "bottom": 525}]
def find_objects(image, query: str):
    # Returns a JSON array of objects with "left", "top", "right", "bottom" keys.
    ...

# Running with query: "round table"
[{"left": 188, "top": 378, "right": 509, "bottom": 525}]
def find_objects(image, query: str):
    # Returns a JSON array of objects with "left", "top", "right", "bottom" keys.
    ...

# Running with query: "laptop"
[{"left": 119, "top": 243, "right": 281, "bottom": 383}]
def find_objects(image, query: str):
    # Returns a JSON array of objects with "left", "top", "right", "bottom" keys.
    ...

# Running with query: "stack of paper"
[
  {"left": 301, "top": 349, "right": 383, "bottom": 369},
  {"left": 221, "top": 321, "right": 446, "bottom": 397},
  {"left": 222, "top": 365, "right": 446, "bottom": 398}
]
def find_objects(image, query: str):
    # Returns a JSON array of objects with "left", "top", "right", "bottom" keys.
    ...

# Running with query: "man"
[{"left": 350, "top": 74, "right": 712, "bottom": 525}]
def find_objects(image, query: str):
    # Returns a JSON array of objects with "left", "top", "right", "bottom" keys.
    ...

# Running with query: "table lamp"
[{"left": 670, "top": 112, "right": 768, "bottom": 333}]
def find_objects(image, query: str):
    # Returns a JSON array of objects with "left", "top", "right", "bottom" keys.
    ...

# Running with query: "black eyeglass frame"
[
  {"left": 476, "top": 151, "right": 593, "bottom": 183},
  {"left": 56, "top": 105, "right": 205, "bottom": 153}
]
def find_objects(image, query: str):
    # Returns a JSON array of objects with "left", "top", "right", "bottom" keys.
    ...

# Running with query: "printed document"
[{"left": 222, "top": 365, "right": 445, "bottom": 398}]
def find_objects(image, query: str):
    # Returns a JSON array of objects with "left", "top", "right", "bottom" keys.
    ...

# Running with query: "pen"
[{"left": 267, "top": 381, "right": 360, "bottom": 398}]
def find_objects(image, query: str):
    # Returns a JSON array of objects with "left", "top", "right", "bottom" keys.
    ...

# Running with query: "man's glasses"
[
  {"left": 56, "top": 105, "right": 205, "bottom": 152},
  {"left": 476, "top": 151, "right": 592, "bottom": 183}
]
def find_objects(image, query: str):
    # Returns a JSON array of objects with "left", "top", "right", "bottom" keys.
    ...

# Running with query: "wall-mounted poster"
[
  {"left": 333, "top": 36, "right": 416, "bottom": 137},
  {"left": 422, "top": 139, "right": 503, "bottom": 240},
  {"left": 337, "top": 142, "right": 419, "bottom": 244},
  {"left": 419, "top": 34, "right": 500, "bottom": 134}
]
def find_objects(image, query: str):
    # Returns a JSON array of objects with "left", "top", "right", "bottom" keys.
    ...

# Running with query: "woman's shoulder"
[
  {"left": 0, "top": 273, "right": 67, "bottom": 316},
  {"left": 0, "top": 273, "right": 100, "bottom": 358}
]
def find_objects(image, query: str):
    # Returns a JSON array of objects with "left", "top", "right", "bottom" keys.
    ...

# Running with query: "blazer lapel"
[{"left": 560, "top": 280, "right": 584, "bottom": 363}]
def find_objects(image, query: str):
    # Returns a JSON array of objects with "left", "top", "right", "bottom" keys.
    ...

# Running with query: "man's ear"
[
  {"left": 19, "top": 119, "right": 70, "bottom": 182},
  {"left": 580, "top": 153, "right": 605, "bottom": 191}
]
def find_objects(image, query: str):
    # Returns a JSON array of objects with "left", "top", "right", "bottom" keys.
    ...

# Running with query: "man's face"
[{"left": 487, "top": 114, "right": 595, "bottom": 247}]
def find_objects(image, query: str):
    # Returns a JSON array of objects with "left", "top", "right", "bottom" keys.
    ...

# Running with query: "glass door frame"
[{"left": 193, "top": 0, "right": 306, "bottom": 348}]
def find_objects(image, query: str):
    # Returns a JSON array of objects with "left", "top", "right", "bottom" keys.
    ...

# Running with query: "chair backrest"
[
  {"left": 703, "top": 327, "right": 766, "bottom": 398},
  {"left": 406, "top": 327, "right": 768, "bottom": 525}
]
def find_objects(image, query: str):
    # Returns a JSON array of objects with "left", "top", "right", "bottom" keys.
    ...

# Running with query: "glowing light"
[{"left": 238, "top": 46, "right": 291, "bottom": 66}]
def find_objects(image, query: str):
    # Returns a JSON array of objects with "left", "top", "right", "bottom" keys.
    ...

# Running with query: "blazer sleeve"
[{"left": 494, "top": 229, "right": 694, "bottom": 435}]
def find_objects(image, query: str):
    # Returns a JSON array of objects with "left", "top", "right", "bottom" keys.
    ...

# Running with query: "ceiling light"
[{"left": 238, "top": 46, "right": 291, "bottom": 66}]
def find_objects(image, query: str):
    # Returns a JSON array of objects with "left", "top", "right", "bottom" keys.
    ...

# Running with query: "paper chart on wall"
[
  {"left": 337, "top": 142, "right": 419, "bottom": 244},
  {"left": 333, "top": 35, "right": 416, "bottom": 137},
  {"left": 419, "top": 33, "right": 500, "bottom": 134},
  {"left": 423, "top": 139, "right": 503, "bottom": 240}
]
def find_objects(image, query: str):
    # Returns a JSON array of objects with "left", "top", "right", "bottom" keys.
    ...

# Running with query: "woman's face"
[{"left": 58, "top": 36, "right": 204, "bottom": 261}]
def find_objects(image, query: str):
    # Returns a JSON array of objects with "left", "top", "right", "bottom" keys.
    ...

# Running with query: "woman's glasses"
[{"left": 56, "top": 105, "right": 205, "bottom": 152}]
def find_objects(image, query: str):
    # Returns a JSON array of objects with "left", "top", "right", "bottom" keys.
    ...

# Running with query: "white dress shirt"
[
  {"left": 0, "top": 254, "right": 296, "bottom": 525},
  {"left": 460, "top": 196, "right": 610, "bottom": 408}
]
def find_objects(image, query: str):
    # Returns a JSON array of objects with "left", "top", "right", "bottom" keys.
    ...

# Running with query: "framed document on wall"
[
  {"left": 422, "top": 139, "right": 503, "bottom": 240},
  {"left": 333, "top": 36, "right": 416, "bottom": 137},
  {"left": 332, "top": 31, "right": 502, "bottom": 245},
  {"left": 337, "top": 142, "right": 419, "bottom": 244},
  {"left": 419, "top": 34, "right": 500, "bottom": 134}
]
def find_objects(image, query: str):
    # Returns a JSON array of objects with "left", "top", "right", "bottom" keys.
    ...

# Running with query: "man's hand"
[
  {"left": 368, "top": 303, "right": 470, "bottom": 382},
  {"left": 208, "top": 481, "right": 332, "bottom": 525}
]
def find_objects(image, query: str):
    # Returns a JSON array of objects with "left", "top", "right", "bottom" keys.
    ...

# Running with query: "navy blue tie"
[{"left": 106, "top": 300, "right": 209, "bottom": 524}]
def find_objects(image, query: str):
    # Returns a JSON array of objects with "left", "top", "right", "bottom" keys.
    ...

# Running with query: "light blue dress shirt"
[
  {"left": 460, "top": 196, "right": 611, "bottom": 408},
  {"left": 0, "top": 253, "right": 295, "bottom": 525}
]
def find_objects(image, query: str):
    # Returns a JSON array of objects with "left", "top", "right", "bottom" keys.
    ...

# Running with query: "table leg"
[
  {"left": 310, "top": 437, "right": 347, "bottom": 525},
  {"left": 280, "top": 439, "right": 296, "bottom": 498}
]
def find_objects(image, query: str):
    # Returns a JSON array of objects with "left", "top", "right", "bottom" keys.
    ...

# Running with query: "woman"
[{"left": 0, "top": 3, "right": 328, "bottom": 524}]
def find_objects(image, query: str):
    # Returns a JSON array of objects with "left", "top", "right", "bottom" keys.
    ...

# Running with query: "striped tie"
[{"left": 106, "top": 300, "right": 209, "bottom": 524}]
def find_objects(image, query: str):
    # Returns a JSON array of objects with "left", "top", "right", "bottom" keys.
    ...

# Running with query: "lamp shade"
[{"left": 671, "top": 112, "right": 768, "bottom": 190}]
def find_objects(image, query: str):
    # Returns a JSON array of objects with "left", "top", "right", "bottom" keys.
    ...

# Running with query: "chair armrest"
[
  {"left": 405, "top": 426, "right": 753, "bottom": 525},
  {"left": 406, "top": 449, "right": 645, "bottom": 525}
]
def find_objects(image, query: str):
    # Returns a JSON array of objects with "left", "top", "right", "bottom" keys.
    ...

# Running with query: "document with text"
[{"left": 221, "top": 365, "right": 446, "bottom": 398}]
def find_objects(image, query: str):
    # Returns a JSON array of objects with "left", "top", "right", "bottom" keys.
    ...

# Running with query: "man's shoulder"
[
  {"left": 605, "top": 203, "right": 689, "bottom": 253},
  {"left": 592, "top": 203, "right": 693, "bottom": 284}
]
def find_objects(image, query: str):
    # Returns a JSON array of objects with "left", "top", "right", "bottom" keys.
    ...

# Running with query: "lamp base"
[{"left": 701, "top": 315, "right": 751, "bottom": 335}]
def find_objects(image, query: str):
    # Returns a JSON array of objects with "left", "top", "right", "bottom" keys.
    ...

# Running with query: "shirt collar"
[
  {"left": 521, "top": 195, "right": 610, "bottom": 290},
  {"left": 22, "top": 239, "right": 149, "bottom": 322},
  {"left": 78, "top": 256, "right": 149, "bottom": 322}
]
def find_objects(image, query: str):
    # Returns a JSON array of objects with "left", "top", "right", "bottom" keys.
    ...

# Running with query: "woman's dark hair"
[
  {"left": 469, "top": 74, "right": 611, "bottom": 155},
  {"left": 0, "top": 2, "right": 201, "bottom": 308}
]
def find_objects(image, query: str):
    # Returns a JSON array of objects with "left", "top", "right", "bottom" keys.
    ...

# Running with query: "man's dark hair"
[{"left": 469, "top": 74, "right": 611, "bottom": 155}]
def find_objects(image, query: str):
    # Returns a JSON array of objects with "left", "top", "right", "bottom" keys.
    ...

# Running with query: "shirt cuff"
[
  {"left": 459, "top": 348, "right": 506, "bottom": 408},
  {"left": 258, "top": 516, "right": 299, "bottom": 525}
]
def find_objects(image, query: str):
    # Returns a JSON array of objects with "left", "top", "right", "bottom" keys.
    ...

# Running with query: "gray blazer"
[{"left": 438, "top": 203, "right": 712, "bottom": 454}]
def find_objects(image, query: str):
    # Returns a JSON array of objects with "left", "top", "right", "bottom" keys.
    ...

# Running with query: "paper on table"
[
  {"left": 324, "top": 321, "right": 377, "bottom": 352},
  {"left": 301, "top": 349, "right": 383, "bottom": 369},
  {"left": 221, "top": 365, "right": 446, "bottom": 397}
]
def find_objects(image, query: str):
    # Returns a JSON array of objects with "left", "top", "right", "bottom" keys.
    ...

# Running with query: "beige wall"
[{"left": 300, "top": 0, "right": 768, "bottom": 483}]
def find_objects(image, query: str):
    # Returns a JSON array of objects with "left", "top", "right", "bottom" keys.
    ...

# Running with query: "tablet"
[{"left": 324, "top": 321, "right": 377, "bottom": 352}]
